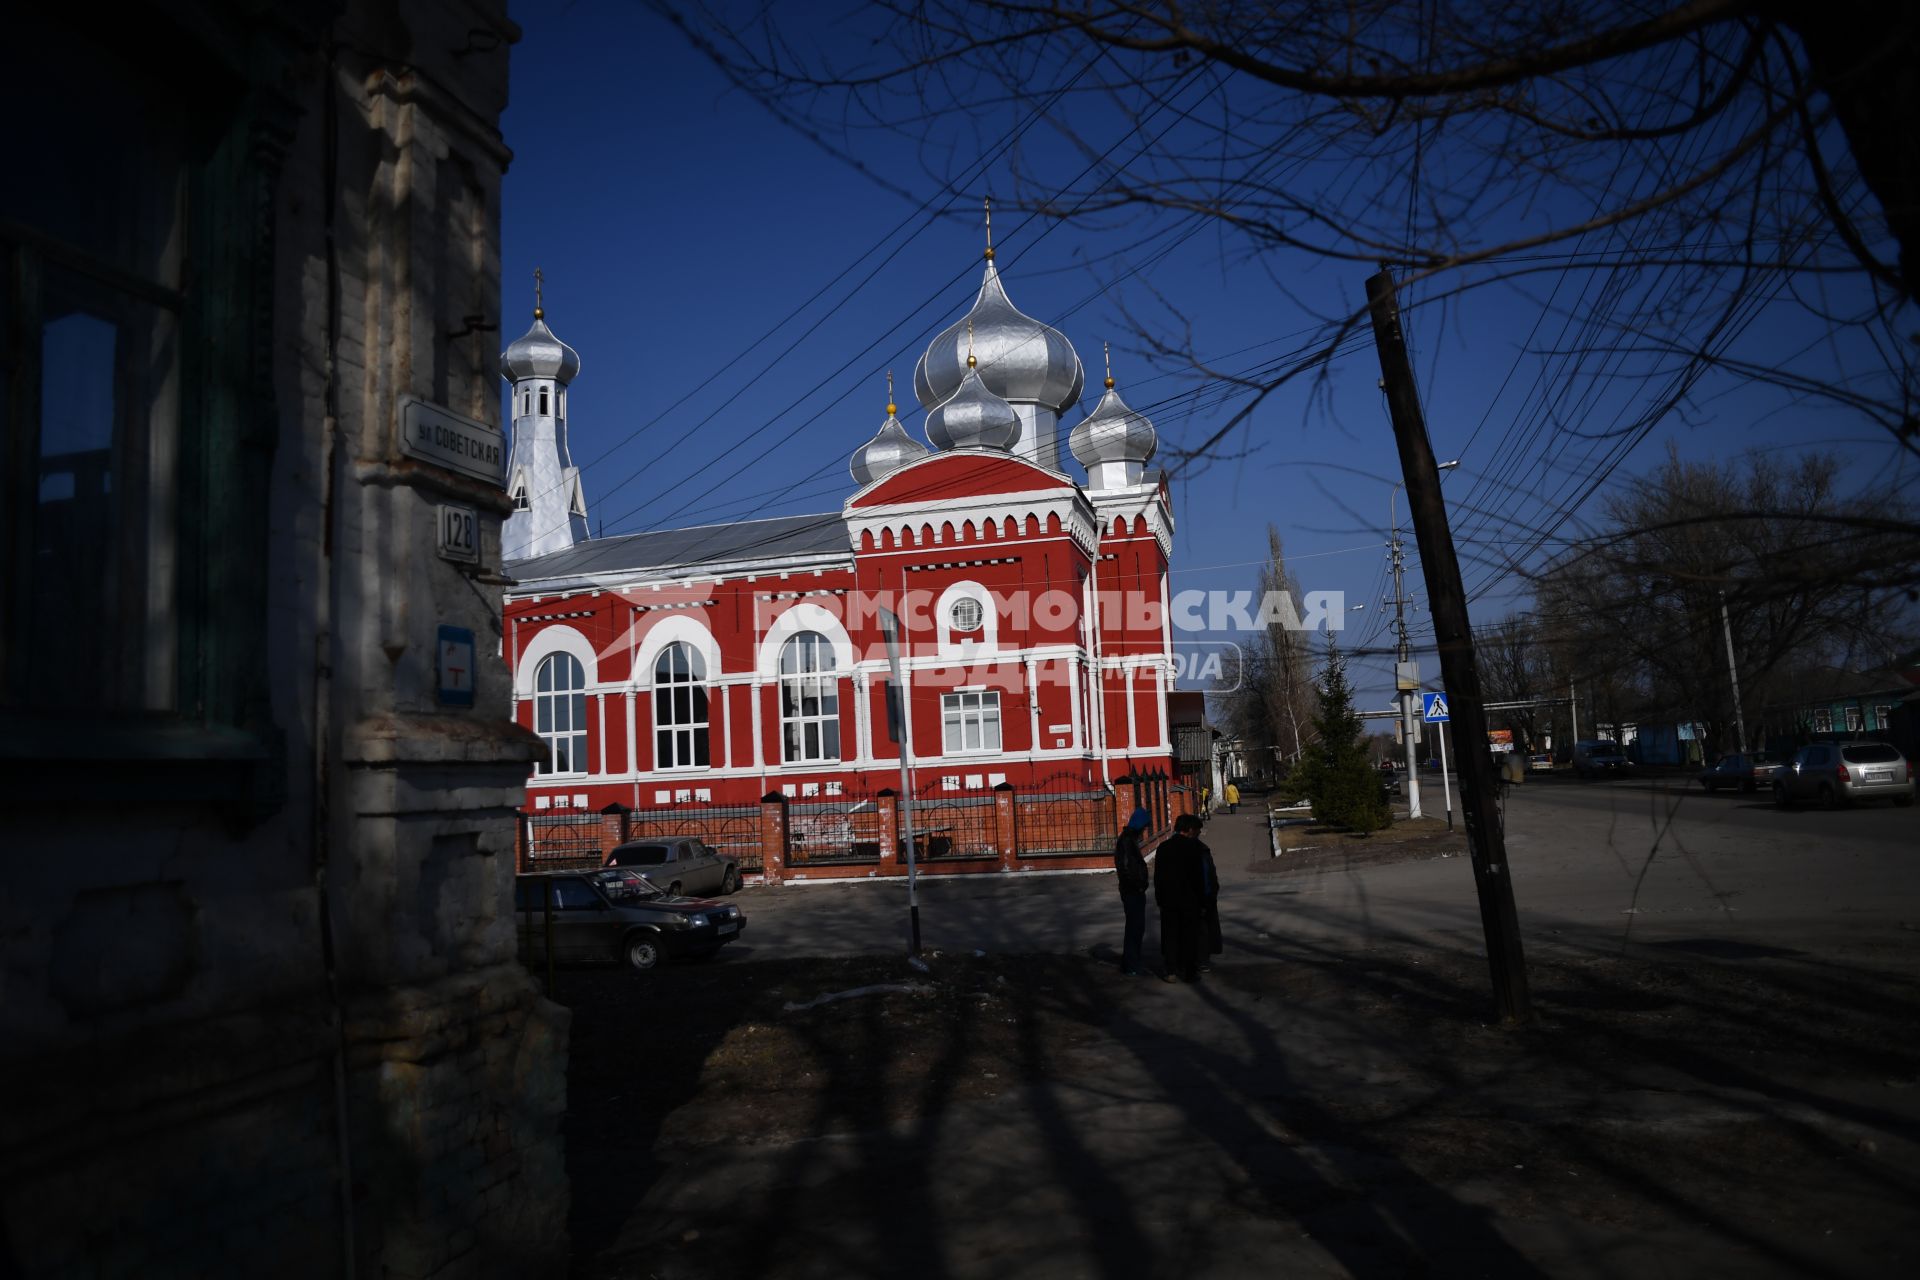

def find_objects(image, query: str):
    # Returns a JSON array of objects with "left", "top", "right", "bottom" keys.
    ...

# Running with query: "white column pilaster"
[
  {"left": 1067, "top": 656, "right": 1084, "bottom": 751},
  {"left": 624, "top": 690, "right": 636, "bottom": 778},
  {"left": 1025, "top": 658, "right": 1041, "bottom": 751},
  {"left": 750, "top": 679, "right": 764, "bottom": 769}
]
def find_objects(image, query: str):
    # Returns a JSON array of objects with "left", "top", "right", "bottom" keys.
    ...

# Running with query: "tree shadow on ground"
[{"left": 556, "top": 931, "right": 1920, "bottom": 1279}]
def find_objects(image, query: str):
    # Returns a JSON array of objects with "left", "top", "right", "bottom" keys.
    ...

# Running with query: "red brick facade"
[{"left": 505, "top": 450, "right": 1180, "bottom": 877}]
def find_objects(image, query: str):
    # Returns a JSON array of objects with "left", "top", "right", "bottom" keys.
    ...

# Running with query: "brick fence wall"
[{"left": 515, "top": 772, "right": 1191, "bottom": 883}]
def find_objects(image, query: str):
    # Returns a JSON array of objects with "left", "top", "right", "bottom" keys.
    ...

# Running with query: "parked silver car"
[
  {"left": 605, "top": 836, "right": 740, "bottom": 896},
  {"left": 1772, "top": 742, "right": 1915, "bottom": 809},
  {"left": 1698, "top": 751, "right": 1784, "bottom": 793}
]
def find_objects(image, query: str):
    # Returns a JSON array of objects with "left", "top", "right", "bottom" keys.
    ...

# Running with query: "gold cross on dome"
[
  {"left": 983, "top": 195, "right": 994, "bottom": 261},
  {"left": 533, "top": 266, "right": 545, "bottom": 318}
]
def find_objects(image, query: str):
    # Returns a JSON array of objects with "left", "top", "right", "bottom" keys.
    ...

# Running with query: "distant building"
[
  {"left": 1, "top": 3, "right": 566, "bottom": 1275},
  {"left": 1759, "top": 654, "right": 1920, "bottom": 756},
  {"left": 501, "top": 242, "right": 1183, "bottom": 876}
]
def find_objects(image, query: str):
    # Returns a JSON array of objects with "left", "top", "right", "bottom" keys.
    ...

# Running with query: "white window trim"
[
  {"left": 934, "top": 580, "right": 998, "bottom": 659},
  {"left": 634, "top": 613, "right": 722, "bottom": 688},
  {"left": 755, "top": 601, "right": 852, "bottom": 680},
  {"left": 517, "top": 624, "right": 598, "bottom": 698},
  {"left": 532, "top": 652, "right": 589, "bottom": 777},
  {"left": 779, "top": 631, "right": 843, "bottom": 765},
  {"left": 941, "top": 690, "right": 1003, "bottom": 756},
  {"left": 652, "top": 642, "right": 712, "bottom": 772}
]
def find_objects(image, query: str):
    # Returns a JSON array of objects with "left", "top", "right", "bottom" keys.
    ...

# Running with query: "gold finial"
[
  {"left": 966, "top": 319, "right": 977, "bottom": 369},
  {"left": 1103, "top": 341, "right": 1114, "bottom": 390},
  {"left": 533, "top": 266, "right": 545, "bottom": 320},
  {"left": 983, "top": 195, "right": 994, "bottom": 262},
  {"left": 886, "top": 370, "right": 897, "bottom": 417}
]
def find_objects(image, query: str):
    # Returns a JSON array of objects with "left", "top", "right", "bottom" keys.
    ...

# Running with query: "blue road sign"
[{"left": 1422, "top": 692, "right": 1451, "bottom": 722}]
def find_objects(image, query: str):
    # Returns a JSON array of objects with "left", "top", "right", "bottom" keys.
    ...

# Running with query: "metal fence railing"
[
  {"left": 1015, "top": 772, "right": 1117, "bottom": 857},
  {"left": 789, "top": 792, "right": 887, "bottom": 866},
  {"left": 908, "top": 782, "right": 999, "bottom": 860},
  {"left": 522, "top": 811, "right": 604, "bottom": 869}
]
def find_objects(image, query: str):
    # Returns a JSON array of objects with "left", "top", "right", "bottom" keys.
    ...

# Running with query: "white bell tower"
[{"left": 500, "top": 268, "right": 588, "bottom": 562}]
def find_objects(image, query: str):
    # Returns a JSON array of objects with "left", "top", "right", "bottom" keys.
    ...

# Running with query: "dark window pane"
[{"left": 1843, "top": 744, "right": 1899, "bottom": 763}]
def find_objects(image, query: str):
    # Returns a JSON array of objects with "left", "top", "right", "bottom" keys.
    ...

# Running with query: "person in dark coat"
[
  {"left": 1198, "top": 827, "right": 1223, "bottom": 967},
  {"left": 1153, "top": 813, "right": 1209, "bottom": 982},
  {"left": 1112, "top": 807, "right": 1151, "bottom": 976}
]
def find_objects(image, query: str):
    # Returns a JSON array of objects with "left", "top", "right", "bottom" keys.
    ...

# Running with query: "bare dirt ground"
[
  {"left": 556, "top": 935, "right": 1920, "bottom": 1278},
  {"left": 1266, "top": 809, "right": 1470, "bottom": 873}
]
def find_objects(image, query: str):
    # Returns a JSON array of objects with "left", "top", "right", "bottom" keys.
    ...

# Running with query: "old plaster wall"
[{"left": 0, "top": 2, "right": 568, "bottom": 1276}]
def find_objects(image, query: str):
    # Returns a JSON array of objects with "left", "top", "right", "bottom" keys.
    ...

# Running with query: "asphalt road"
[{"left": 722, "top": 779, "right": 1918, "bottom": 968}]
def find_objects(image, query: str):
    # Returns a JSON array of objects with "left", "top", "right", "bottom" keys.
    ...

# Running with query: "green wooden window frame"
[{"left": 0, "top": 6, "right": 308, "bottom": 819}]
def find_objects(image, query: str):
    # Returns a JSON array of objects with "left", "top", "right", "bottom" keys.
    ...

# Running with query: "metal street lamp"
[{"left": 1388, "top": 460, "right": 1458, "bottom": 816}]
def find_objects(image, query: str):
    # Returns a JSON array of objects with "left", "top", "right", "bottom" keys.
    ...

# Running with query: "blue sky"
[{"left": 498, "top": 0, "right": 1911, "bottom": 711}]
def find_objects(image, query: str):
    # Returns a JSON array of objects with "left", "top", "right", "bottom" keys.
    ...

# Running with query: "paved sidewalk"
[{"left": 559, "top": 808, "right": 1920, "bottom": 1278}]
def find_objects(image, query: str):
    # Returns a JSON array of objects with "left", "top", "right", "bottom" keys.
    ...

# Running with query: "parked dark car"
[
  {"left": 1571, "top": 739, "right": 1632, "bottom": 779},
  {"left": 1772, "top": 742, "right": 1915, "bottom": 809},
  {"left": 605, "top": 836, "right": 739, "bottom": 896},
  {"left": 1697, "top": 751, "right": 1783, "bottom": 793},
  {"left": 514, "top": 871, "right": 745, "bottom": 972}
]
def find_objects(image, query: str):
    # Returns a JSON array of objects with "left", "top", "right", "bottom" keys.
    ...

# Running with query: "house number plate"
[{"left": 437, "top": 503, "right": 479, "bottom": 563}]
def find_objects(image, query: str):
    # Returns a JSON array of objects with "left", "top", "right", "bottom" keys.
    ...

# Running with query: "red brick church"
[{"left": 499, "top": 237, "right": 1186, "bottom": 881}]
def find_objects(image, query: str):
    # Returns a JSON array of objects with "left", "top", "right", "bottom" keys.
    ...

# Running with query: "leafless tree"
[
  {"left": 656, "top": 0, "right": 1919, "bottom": 485},
  {"left": 1476, "top": 615, "right": 1557, "bottom": 751},
  {"left": 1530, "top": 445, "right": 1916, "bottom": 751},
  {"left": 1210, "top": 527, "right": 1318, "bottom": 762}
]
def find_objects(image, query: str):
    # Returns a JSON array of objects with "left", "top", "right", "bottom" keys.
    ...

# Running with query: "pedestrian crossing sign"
[{"left": 1422, "top": 693, "right": 1450, "bottom": 722}]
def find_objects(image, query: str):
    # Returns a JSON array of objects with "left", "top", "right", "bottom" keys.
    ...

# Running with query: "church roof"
[{"left": 507, "top": 511, "right": 847, "bottom": 584}]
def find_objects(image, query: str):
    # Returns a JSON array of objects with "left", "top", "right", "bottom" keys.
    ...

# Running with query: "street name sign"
[{"left": 400, "top": 397, "right": 505, "bottom": 486}]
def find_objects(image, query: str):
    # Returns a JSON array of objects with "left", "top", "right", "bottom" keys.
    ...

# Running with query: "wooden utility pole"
[{"left": 1365, "top": 267, "right": 1531, "bottom": 1023}]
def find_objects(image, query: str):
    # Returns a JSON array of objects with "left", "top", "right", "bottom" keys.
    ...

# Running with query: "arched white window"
[
  {"left": 779, "top": 631, "right": 840, "bottom": 763},
  {"left": 653, "top": 642, "right": 710, "bottom": 769},
  {"left": 533, "top": 653, "right": 587, "bottom": 775}
]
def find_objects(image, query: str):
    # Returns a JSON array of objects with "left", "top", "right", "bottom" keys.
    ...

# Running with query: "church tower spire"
[{"left": 500, "top": 269, "right": 587, "bottom": 562}]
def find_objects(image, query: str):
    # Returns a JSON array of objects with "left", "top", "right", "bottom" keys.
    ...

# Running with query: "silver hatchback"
[{"left": 1773, "top": 742, "right": 1915, "bottom": 809}]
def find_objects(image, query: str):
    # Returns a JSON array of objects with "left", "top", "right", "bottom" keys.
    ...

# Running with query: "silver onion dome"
[
  {"left": 1069, "top": 381, "right": 1158, "bottom": 470},
  {"left": 925, "top": 364, "right": 1020, "bottom": 452},
  {"left": 500, "top": 313, "right": 582, "bottom": 384},
  {"left": 914, "top": 261, "right": 1083, "bottom": 412},
  {"left": 850, "top": 407, "right": 931, "bottom": 485}
]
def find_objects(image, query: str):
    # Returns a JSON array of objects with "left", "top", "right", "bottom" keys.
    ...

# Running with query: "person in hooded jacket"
[
  {"left": 1112, "top": 807, "right": 1151, "bottom": 976},
  {"left": 1154, "top": 813, "right": 1209, "bottom": 982}
]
